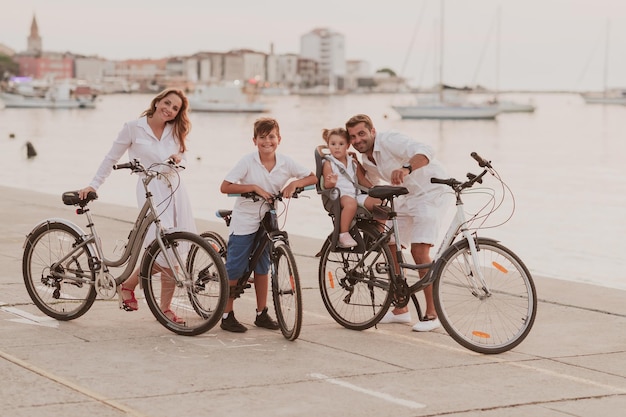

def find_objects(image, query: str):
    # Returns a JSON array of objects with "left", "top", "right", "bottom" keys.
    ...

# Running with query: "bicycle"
[
  {"left": 22, "top": 158, "right": 229, "bottom": 336},
  {"left": 201, "top": 185, "right": 314, "bottom": 341},
  {"left": 317, "top": 152, "right": 537, "bottom": 354}
]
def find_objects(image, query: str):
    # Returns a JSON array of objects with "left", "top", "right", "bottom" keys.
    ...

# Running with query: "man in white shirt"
[{"left": 346, "top": 114, "right": 451, "bottom": 332}]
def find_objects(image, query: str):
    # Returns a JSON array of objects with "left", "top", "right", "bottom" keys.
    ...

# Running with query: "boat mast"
[
  {"left": 603, "top": 19, "right": 610, "bottom": 97},
  {"left": 439, "top": 0, "right": 445, "bottom": 102},
  {"left": 495, "top": 6, "right": 501, "bottom": 99}
]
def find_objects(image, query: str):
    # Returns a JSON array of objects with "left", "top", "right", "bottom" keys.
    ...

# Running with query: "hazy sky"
[{"left": 2, "top": 0, "right": 626, "bottom": 91}]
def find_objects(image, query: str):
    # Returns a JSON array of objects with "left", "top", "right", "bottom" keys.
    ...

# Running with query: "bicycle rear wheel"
[
  {"left": 433, "top": 238, "right": 537, "bottom": 354},
  {"left": 200, "top": 231, "right": 227, "bottom": 262},
  {"left": 141, "top": 231, "right": 228, "bottom": 336},
  {"left": 271, "top": 242, "right": 302, "bottom": 341},
  {"left": 22, "top": 222, "right": 97, "bottom": 320},
  {"left": 318, "top": 224, "right": 394, "bottom": 330}
]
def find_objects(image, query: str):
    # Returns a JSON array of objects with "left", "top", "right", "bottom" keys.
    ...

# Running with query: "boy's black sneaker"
[
  {"left": 254, "top": 307, "right": 279, "bottom": 330},
  {"left": 220, "top": 311, "right": 247, "bottom": 333}
]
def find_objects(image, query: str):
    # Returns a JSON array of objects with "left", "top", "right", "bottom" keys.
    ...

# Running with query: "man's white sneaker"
[
  {"left": 412, "top": 317, "right": 441, "bottom": 332},
  {"left": 378, "top": 310, "right": 412, "bottom": 324}
]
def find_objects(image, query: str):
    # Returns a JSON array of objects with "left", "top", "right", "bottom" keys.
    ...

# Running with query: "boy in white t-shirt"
[{"left": 219, "top": 118, "right": 317, "bottom": 333}]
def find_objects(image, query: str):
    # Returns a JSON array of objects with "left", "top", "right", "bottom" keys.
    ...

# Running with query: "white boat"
[
  {"left": 580, "top": 20, "right": 626, "bottom": 105},
  {"left": 1, "top": 81, "right": 97, "bottom": 109},
  {"left": 393, "top": 1, "right": 500, "bottom": 120},
  {"left": 581, "top": 89, "right": 626, "bottom": 105},
  {"left": 492, "top": 99, "right": 536, "bottom": 113},
  {"left": 1, "top": 78, "right": 97, "bottom": 109},
  {"left": 260, "top": 86, "right": 291, "bottom": 96},
  {"left": 393, "top": 98, "right": 500, "bottom": 120},
  {"left": 188, "top": 84, "right": 268, "bottom": 113}
]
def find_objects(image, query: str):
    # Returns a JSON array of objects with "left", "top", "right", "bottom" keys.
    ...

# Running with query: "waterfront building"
[
  {"left": 300, "top": 28, "right": 346, "bottom": 90},
  {"left": 13, "top": 14, "right": 73, "bottom": 80},
  {"left": 4, "top": 15, "right": 381, "bottom": 93}
]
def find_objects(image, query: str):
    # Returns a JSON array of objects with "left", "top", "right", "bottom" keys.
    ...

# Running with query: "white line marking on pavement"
[
  {"left": 0, "top": 348, "right": 149, "bottom": 417},
  {"left": 376, "top": 328, "right": 626, "bottom": 394},
  {"left": 0, "top": 302, "right": 59, "bottom": 328},
  {"left": 310, "top": 373, "right": 426, "bottom": 409}
]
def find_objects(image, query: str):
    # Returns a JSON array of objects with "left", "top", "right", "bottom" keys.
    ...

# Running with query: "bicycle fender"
[{"left": 23, "top": 218, "right": 91, "bottom": 249}]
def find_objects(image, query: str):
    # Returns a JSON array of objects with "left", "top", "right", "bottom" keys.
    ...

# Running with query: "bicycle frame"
[
  {"left": 394, "top": 195, "right": 491, "bottom": 296},
  {"left": 233, "top": 208, "right": 289, "bottom": 295},
  {"left": 44, "top": 162, "right": 187, "bottom": 292},
  {"left": 344, "top": 174, "right": 493, "bottom": 300}
]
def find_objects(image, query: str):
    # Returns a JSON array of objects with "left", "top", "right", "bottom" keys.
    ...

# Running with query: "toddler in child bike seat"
[{"left": 320, "top": 127, "right": 381, "bottom": 248}]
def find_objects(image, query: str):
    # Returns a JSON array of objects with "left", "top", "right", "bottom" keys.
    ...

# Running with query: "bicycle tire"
[
  {"left": 22, "top": 222, "right": 97, "bottom": 320},
  {"left": 318, "top": 224, "right": 394, "bottom": 330},
  {"left": 200, "top": 230, "right": 227, "bottom": 262},
  {"left": 433, "top": 238, "right": 537, "bottom": 354},
  {"left": 141, "top": 231, "right": 229, "bottom": 336},
  {"left": 271, "top": 242, "right": 303, "bottom": 341}
]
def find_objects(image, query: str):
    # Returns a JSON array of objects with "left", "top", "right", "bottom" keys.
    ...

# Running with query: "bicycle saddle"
[
  {"left": 62, "top": 191, "right": 98, "bottom": 207},
  {"left": 367, "top": 185, "right": 409, "bottom": 200}
]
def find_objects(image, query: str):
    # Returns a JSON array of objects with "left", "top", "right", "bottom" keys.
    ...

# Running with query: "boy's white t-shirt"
[{"left": 224, "top": 151, "right": 312, "bottom": 235}]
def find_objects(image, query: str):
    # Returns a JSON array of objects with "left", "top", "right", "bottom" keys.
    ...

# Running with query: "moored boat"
[
  {"left": 580, "top": 89, "right": 626, "bottom": 105},
  {"left": 393, "top": 101, "right": 500, "bottom": 119},
  {"left": 1, "top": 80, "right": 97, "bottom": 109},
  {"left": 188, "top": 83, "right": 268, "bottom": 113}
]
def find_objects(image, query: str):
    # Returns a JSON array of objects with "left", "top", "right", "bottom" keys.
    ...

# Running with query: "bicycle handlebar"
[
  {"left": 431, "top": 152, "right": 493, "bottom": 190},
  {"left": 228, "top": 185, "right": 315, "bottom": 201},
  {"left": 470, "top": 152, "right": 492, "bottom": 168},
  {"left": 113, "top": 158, "right": 184, "bottom": 173},
  {"left": 113, "top": 161, "right": 136, "bottom": 170}
]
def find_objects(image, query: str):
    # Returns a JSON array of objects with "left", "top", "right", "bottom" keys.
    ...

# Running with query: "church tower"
[{"left": 27, "top": 14, "right": 42, "bottom": 55}]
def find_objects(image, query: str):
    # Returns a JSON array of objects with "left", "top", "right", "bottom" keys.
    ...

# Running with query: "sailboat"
[
  {"left": 487, "top": 7, "right": 535, "bottom": 113},
  {"left": 392, "top": 0, "right": 500, "bottom": 120},
  {"left": 580, "top": 20, "right": 626, "bottom": 105}
]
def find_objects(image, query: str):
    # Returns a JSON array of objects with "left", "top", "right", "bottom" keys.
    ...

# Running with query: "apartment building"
[{"left": 300, "top": 27, "right": 346, "bottom": 90}]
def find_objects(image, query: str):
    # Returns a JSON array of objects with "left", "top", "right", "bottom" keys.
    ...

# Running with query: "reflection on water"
[{"left": 1, "top": 92, "right": 625, "bottom": 290}]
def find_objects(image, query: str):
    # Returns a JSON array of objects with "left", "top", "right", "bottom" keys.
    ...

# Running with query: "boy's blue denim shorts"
[{"left": 225, "top": 232, "right": 270, "bottom": 281}]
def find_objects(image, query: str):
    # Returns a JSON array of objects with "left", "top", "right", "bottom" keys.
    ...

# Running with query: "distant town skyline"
[{"left": 2, "top": 0, "right": 626, "bottom": 91}]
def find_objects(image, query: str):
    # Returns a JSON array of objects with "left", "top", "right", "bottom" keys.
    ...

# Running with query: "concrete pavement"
[{"left": 1, "top": 184, "right": 625, "bottom": 417}]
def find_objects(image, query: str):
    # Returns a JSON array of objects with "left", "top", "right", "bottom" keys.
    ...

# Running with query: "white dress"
[
  {"left": 89, "top": 116, "right": 196, "bottom": 236},
  {"left": 326, "top": 154, "right": 368, "bottom": 206}
]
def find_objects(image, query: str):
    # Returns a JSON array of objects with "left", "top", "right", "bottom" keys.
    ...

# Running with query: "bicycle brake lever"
[{"left": 467, "top": 172, "right": 483, "bottom": 184}]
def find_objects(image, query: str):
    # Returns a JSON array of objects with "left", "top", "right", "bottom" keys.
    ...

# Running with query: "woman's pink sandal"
[{"left": 163, "top": 309, "right": 185, "bottom": 324}]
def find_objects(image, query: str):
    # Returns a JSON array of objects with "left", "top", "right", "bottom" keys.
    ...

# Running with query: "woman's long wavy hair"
[{"left": 142, "top": 88, "right": 191, "bottom": 152}]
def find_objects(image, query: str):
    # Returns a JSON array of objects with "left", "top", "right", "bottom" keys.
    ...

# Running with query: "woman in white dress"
[{"left": 78, "top": 88, "right": 195, "bottom": 324}]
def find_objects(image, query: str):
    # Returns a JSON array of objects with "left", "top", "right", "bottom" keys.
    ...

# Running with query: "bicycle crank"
[{"left": 95, "top": 272, "right": 117, "bottom": 299}]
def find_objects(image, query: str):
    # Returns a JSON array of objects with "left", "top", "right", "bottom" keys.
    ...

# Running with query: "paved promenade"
[{"left": 1, "top": 185, "right": 625, "bottom": 417}]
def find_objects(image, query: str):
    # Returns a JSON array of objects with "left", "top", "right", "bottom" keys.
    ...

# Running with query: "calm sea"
[{"left": 1, "top": 92, "right": 624, "bottom": 290}]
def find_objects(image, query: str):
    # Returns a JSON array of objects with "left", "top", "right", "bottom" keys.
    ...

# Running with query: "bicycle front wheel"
[
  {"left": 141, "top": 231, "right": 228, "bottom": 336},
  {"left": 271, "top": 242, "right": 302, "bottom": 341},
  {"left": 22, "top": 222, "right": 97, "bottom": 320},
  {"left": 318, "top": 224, "right": 394, "bottom": 330},
  {"left": 433, "top": 238, "right": 537, "bottom": 354}
]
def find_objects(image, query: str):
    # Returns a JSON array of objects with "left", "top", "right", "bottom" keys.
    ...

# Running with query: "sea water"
[{"left": 1, "top": 92, "right": 624, "bottom": 290}]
